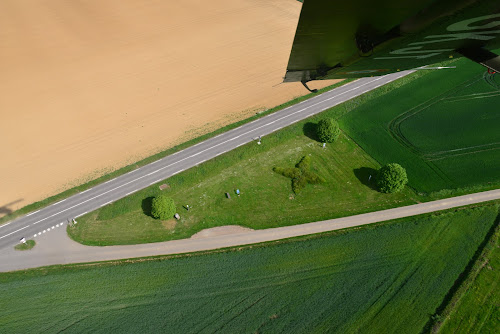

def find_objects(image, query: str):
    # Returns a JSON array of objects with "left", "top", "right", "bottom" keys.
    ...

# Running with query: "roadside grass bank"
[
  {"left": 2, "top": 203, "right": 498, "bottom": 333},
  {"left": 67, "top": 130, "right": 419, "bottom": 246},
  {"left": 432, "top": 220, "right": 500, "bottom": 333},
  {"left": 68, "top": 61, "right": 500, "bottom": 246},
  {"left": 0, "top": 79, "right": 351, "bottom": 226},
  {"left": 339, "top": 57, "right": 500, "bottom": 195},
  {"left": 13, "top": 240, "right": 35, "bottom": 251}
]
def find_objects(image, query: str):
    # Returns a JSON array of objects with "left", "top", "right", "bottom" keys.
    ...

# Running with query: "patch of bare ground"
[
  {"left": 190, "top": 225, "right": 254, "bottom": 239},
  {"left": 162, "top": 219, "right": 177, "bottom": 230}
]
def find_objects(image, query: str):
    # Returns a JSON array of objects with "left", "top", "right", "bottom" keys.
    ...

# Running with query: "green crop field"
[
  {"left": 339, "top": 57, "right": 500, "bottom": 195},
  {"left": 68, "top": 131, "right": 418, "bottom": 245},
  {"left": 438, "top": 227, "right": 500, "bottom": 334},
  {"left": 2, "top": 204, "right": 498, "bottom": 333}
]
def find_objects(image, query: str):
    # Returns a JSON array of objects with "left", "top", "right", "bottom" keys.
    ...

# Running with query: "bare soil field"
[{"left": 0, "top": 0, "right": 338, "bottom": 215}]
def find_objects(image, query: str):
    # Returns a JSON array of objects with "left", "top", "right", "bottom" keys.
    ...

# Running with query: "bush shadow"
[
  {"left": 354, "top": 167, "right": 378, "bottom": 190},
  {"left": 142, "top": 197, "right": 154, "bottom": 217},
  {"left": 303, "top": 122, "right": 319, "bottom": 142}
]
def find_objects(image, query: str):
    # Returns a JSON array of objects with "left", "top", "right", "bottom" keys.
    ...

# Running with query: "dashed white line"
[
  {"left": 75, "top": 212, "right": 88, "bottom": 218},
  {"left": 26, "top": 210, "right": 40, "bottom": 217},
  {"left": 53, "top": 199, "right": 67, "bottom": 206},
  {"left": 0, "top": 226, "right": 30, "bottom": 240},
  {"left": 0, "top": 221, "right": 12, "bottom": 229}
]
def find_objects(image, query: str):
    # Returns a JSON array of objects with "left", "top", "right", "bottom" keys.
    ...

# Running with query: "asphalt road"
[{"left": 0, "top": 71, "right": 413, "bottom": 251}]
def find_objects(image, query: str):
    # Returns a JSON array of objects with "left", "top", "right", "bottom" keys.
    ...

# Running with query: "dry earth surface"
[{"left": 0, "top": 0, "right": 337, "bottom": 215}]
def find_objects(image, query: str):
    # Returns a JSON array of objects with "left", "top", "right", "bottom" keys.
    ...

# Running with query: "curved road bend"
[
  {"left": 0, "top": 71, "right": 413, "bottom": 251},
  {"left": 0, "top": 188, "right": 499, "bottom": 272}
]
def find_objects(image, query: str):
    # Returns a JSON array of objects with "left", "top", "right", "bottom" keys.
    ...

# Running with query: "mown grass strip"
[{"left": 67, "top": 129, "right": 419, "bottom": 245}]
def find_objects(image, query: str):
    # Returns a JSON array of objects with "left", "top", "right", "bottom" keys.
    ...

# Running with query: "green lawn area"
[
  {"left": 13, "top": 240, "right": 35, "bottom": 251},
  {"left": 2, "top": 204, "right": 498, "bottom": 333},
  {"left": 339, "top": 57, "right": 500, "bottom": 194},
  {"left": 438, "top": 226, "right": 500, "bottom": 334},
  {"left": 68, "top": 131, "right": 418, "bottom": 246}
]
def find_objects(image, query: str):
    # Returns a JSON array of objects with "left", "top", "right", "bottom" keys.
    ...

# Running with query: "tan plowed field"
[{"left": 0, "top": 0, "right": 338, "bottom": 215}]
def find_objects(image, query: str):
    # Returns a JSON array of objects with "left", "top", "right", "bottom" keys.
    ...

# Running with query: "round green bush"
[
  {"left": 317, "top": 118, "right": 340, "bottom": 143},
  {"left": 376, "top": 163, "right": 408, "bottom": 193},
  {"left": 151, "top": 195, "right": 176, "bottom": 220}
]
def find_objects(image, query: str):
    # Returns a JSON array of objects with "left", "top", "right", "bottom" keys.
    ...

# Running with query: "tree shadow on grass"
[
  {"left": 142, "top": 197, "right": 154, "bottom": 217},
  {"left": 303, "top": 122, "right": 319, "bottom": 142},
  {"left": 354, "top": 167, "right": 379, "bottom": 191}
]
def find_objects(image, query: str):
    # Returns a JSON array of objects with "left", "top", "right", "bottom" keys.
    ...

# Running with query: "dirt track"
[{"left": 0, "top": 0, "right": 338, "bottom": 214}]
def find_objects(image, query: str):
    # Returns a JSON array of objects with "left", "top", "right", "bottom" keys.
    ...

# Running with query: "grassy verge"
[
  {"left": 0, "top": 79, "right": 352, "bottom": 226},
  {"left": 2, "top": 203, "right": 498, "bottom": 333},
  {"left": 68, "top": 62, "right": 500, "bottom": 246},
  {"left": 13, "top": 240, "right": 35, "bottom": 251},
  {"left": 431, "top": 219, "right": 500, "bottom": 333},
  {"left": 67, "top": 129, "right": 419, "bottom": 245}
]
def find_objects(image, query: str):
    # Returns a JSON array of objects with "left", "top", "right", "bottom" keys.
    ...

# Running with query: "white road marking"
[
  {"left": 104, "top": 180, "right": 113, "bottom": 184},
  {"left": 42, "top": 230, "right": 46, "bottom": 233},
  {"left": 51, "top": 226, "right": 55, "bottom": 230},
  {"left": 125, "top": 191, "right": 136, "bottom": 196},
  {"left": 0, "top": 226, "right": 30, "bottom": 240},
  {"left": 34, "top": 234, "right": 37, "bottom": 238},
  {"left": 0, "top": 222, "right": 12, "bottom": 229},
  {"left": 53, "top": 199, "right": 67, "bottom": 206},
  {"left": 75, "top": 212, "right": 88, "bottom": 218},
  {"left": 26, "top": 210, "right": 40, "bottom": 217},
  {"left": 38, "top": 232, "right": 41, "bottom": 236},
  {"left": 80, "top": 189, "right": 91, "bottom": 194}
]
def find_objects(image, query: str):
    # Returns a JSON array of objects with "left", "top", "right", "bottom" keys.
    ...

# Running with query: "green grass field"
[
  {"left": 2, "top": 204, "right": 498, "bottom": 333},
  {"left": 13, "top": 240, "right": 35, "bottom": 251},
  {"left": 68, "top": 132, "right": 418, "bottom": 245},
  {"left": 339, "top": 58, "right": 500, "bottom": 194},
  {"left": 438, "top": 226, "right": 500, "bottom": 334}
]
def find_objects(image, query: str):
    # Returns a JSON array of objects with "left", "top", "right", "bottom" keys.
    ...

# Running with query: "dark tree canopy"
[
  {"left": 273, "top": 156, "right": 325, "bottom": 193},
  {"left": 376, "top": 163, "right": 408, "bottom": 193},
  {"left": 317, "top": 118, "right": 340, "bottom": 143},
  {"left": 151, "top": 195, "right": 176, "bottom": 220}
]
